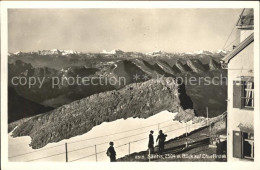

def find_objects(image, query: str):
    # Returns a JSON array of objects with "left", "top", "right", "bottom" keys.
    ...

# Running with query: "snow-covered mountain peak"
[
  {"left": 184, "top": 50, "right": 213, "bottom": 56},
  {"left": 216, "top": 49, "right": 228, "bottom": 54},
  {"left": 100, "top": 49, "right": 124, "bottom": 54},
  {"left": 146, "top": 50, "right": 166, "bottom": 56},
  {"left": 13, "top": 51, "right": 22, "bottom": 55},
  {"left": 37, "top": 49, "right": 79, "bottom": 55}
]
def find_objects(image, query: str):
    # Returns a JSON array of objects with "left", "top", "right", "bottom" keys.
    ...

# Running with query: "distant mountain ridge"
[
  {"left": 8, "top": 49, "right": 227, "bottom": 70},
  {"left": 9, "top": 49, "right": 228, "bottom": 57}
]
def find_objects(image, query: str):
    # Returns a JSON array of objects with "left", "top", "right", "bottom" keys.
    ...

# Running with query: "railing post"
[
  {"left": 95, "top": 145, "right": 97, "bottom": 162},
  {"left": 65, "top": 142, "right": 68, "bottom": 162},
  {"left": 148, "top": 148, "right": 151, "bottom": 162},
  {"left": 209, "top": 122, "right": 212, "bottom": 136},
  {"left": 186, "top": 122, "right": 188, "bottom": 137},
  {"left": 128, "top": 142, "right": 130, "bottom": 156},
  {"left": 206, "top": 107, "right": 209, "bottom": 126}
]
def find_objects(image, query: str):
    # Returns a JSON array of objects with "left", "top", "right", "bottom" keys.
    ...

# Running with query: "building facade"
[{"left": 221, "top": 8, "right": 254, "bottom": 161}]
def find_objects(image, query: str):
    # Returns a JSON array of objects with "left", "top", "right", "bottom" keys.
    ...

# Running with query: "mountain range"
[
  {"left": 8, "top": 51, "right": 226, "bottom": 122},
  {"left": 8, "top": 49, "right": 228, "bottom": 149},
  {"left": 8, "top": 49, "right": 226, "bottom": 69}
]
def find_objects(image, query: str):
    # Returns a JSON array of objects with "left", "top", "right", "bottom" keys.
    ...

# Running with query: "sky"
[{"left": 8, "top": 8, "right": 243, "bottom": 53}]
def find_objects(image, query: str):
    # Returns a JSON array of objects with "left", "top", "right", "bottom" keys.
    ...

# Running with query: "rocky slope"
[
  {"left": 175, "top": 60, "right": 192, "bottom": 73},
  {"left": 209, "top": 58, "right": 220, "bottom": 70},
  {"left": 112, "top": 60, "right": 151, "bottom": 86},
  {"left": 187, "top": 59, "right": 206, "bottom": 73},
  {"left": 131, "top": 59, "right": 158, "bottom": 78},
  {"left": 154, "top": 60, "right": 176, "bottom": 75},
  {"left": 10, "top": 78, "right": 181, "bottom": 149}
]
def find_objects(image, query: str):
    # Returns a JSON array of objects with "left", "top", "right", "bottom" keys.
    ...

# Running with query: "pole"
[
  {"left": 209, "top": 122, "right": 212, "bottom": 136},
  {"left": 95, "top": 145, "right": 97, "bottom": 162},
  {"left": 65, "top": 142, "right": 68, "bottom": 162},
  {"left": 206, "top": 107, "right": 209, "bottom": 126},
  {"left": 148, "top": 148, "right": 151, "bottom": 162},
  {"left": 186, "top": 122, "right": 188, "bottom": 137},
  {"left": 128, "top": 142, "right": 130, "bottom": 156}
]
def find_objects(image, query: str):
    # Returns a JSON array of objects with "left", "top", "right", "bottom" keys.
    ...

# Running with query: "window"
[
  {"left": 233, "top": 78, "right": 254, "bottom": 109},
  {"left": 243, "top": 132, "right": 254, "bottom": 159},
  {"left": 233, "top": 131, "right": 254, "bottom": 160},
  {"left": 242, "top": 81, "right": 254, "bottom": 108}
]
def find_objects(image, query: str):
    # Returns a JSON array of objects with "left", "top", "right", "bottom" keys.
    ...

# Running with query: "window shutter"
[
  {"left": 233, "top": 81, "right": 243, "bottom": 108},
  {"left": 233, "top": 131, "right": 243, "bottom": 158}
]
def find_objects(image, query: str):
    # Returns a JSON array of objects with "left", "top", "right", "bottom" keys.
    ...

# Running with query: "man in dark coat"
[
  {"left": 106, "top": 141, "right": 116, "bottom": 162},
  {"left": 148, "top": 130, "right": 154, "bottom": 153},
  {"left": 156, "top": 130, "right": 167, "bottom": 152}
]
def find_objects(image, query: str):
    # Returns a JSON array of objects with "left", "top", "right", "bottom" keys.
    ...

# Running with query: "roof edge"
[{"left": 221, "top": 33, "right": 254, "bottom": 64}]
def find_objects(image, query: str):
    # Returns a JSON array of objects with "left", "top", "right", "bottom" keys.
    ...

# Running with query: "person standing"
[
  {"left": 156, "top": 130, "right": 167, "bottom": 152},
  {"left": 148, "top": 130, "right": 154, "bottom": 153},
  {"left": 106, "top": 141, "right": 116, "bottom": 162}
]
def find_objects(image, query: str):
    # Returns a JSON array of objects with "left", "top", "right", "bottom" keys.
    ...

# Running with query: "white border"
[
  {"left": 1, "top": 1, "right": 259, "bottom": 170},
  {"left": 0, "top": 1, "right": 259, "bottom": 8}
]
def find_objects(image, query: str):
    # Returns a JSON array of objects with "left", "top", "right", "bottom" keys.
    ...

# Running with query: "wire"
[
  {"left": 131, "top": 137, "right": 148, "bottom": 143},
  {"left": 69, "top": 150, "right": 107, "bottom": 162},
  {"left": 236, "top": 8, "right": 245, "bottom": 26},
  {"left": 64, "top": 122, "right": 179, "bottom": 153},
  {"left": 15, "top": 121, "right": 203, "bottom": 159},
  {"left": 69, "top": 153, "right": 97, "bottom": 162},
  {"left": 114, "top": 124, "right": 202, "bottom": 148},
  {"left": 67, "top": 145, "right": 96, "bottom": 154},
  {"left": 164, "top": 122, "right": 204, "bottom": 134},
  {"left": 9, "top": 119, "right": 176, "bottom": 158},
  {"left": 222, "top": 25, "right": 237, "bottom": 49},
  {"left": 160, "top": 122, "right": 179, "bottom": 129},
  {"left": 11, "top": 112, "right": 226, "bottom": 162},
  {"left": 222, "top": 8, "right": 245, "bottom": 49},
  {"left": 223, "top": 30, "right": 250, "bottom": 51},
  {"left": 8, "top": 143, "right": 65, "bottom": 158},
  {"left": 70, "top": 135, "right": 149, "bottom": 162},
  {"left": 110, "top": 122, "right": 187, "bottom": 143},
  {"left": 68, "top": 119, "right": 174, "bottom": 144},
  {"left": 26, "top": 152, "right": 66, "bottom": 162},
  {"left": 69, "top": 137, "right": 149, "bottom": 162},
  {"left": 71, "top": 113, "right": 226, "bottom": 162},
  {"left": 115, "top": 143, "right": 128, "bottom": 148}
]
